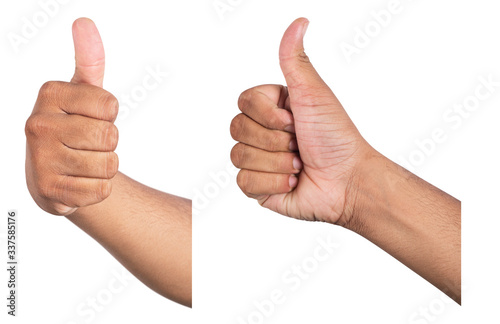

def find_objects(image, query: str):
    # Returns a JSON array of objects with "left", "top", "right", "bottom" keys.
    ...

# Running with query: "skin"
[
  {"left": 230, "top": 18, "right": 461, "bottom": 304},
  {"left": 25, "top": 18, "right": 191, "bottom": 307}
]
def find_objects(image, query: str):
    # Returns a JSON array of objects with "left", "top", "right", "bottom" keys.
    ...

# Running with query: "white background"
[{"left": 1, "top": 0, "right": 499, "bottom": 323}]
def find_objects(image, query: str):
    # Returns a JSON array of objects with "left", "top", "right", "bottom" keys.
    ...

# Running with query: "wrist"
[{"left": 337, "top": 148, "right": 393, "bottom": 232}]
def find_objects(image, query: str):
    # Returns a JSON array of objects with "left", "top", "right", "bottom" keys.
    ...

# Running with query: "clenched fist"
[
  {"left": 231, "top": 18, "right": 373, "bottom": 225},
  {"left": 25, "top": 18, "right": 119, "bottom": 216}
]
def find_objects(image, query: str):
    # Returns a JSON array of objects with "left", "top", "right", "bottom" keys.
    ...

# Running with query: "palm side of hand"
[
  {"left": 259, "top": 85, "right": 368, "bottom": 224},
  {"left": 232, "top": 18, "right": 372, "bottom": 224}
]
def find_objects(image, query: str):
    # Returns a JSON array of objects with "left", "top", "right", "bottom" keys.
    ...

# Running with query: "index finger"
[
  {"left": 238, "top": 84, "right": 294, "bottom": 132},
  {"left": 34, "top": 81, "right": 119, "bottom": 122}
]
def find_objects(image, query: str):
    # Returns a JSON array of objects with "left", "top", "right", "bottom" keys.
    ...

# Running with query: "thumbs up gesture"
[
  {"left": 231, "top": 18, "right": 373, "bottom": 225},
  {"left": 25, "top": 18, "right": 119, "bottom": 216}
]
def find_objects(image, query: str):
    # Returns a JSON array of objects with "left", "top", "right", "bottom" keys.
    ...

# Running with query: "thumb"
[
  {"left": 279, "top": 18, "right": 337, "bottom": 107},
  {"left": 70, "top": 18, "right": 105, "bottom": 88}
]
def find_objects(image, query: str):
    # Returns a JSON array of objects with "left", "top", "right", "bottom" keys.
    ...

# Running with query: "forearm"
[
  {"left": 66, "top": 172, "right": 192, "bottom": 307},
  {"left": 342, "top": 151, "right": 461, "bottom": 303}
]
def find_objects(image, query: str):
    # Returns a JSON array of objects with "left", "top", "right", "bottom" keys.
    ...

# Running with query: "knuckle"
[
  {"left": 297, "top": 51, "right": 311, "bottom": 64},
  {"left": 270, "top": 154, "right": 281, "bottom": 172},
  {"left": 102, "top": 122, "right": 119, "bottom": 150},
  {"left": 105, "top": 152, "right": 119, "bottom": 178},
  {"left": 38, "top": 81, "right": 61, "bottom": 98},
  {"left": 230, "top": 114, "right": 245, "bottom": 140},
  {"left": 37, "top": 177, "right": 54, "bottom": 199},
  {"left": 98, "top": 92, "right": 119, "bottom": 121},
  {"left": 30, "top": 146, "right": 46, "bottom": 169},
  {"left": 236, "top": 170, "right": 250, "bottom": 193},
  {"left": 96, "top": 180, "right": 112, "bottom": 200},
  {"left": 230, "top": 143, "right": 245, "bottom": 168},
  {"left": 266, "top": 132, "right": 283, "bottom": 151},
  {"left": 62, "top": 149, "right": 79, "bottom": 169},
  {"left": 51, "top": 175, "right": 73, "bottom": 203},
  {"left": 267, "top": 113, "right": 282, "bottom": 129},
  {"left": 273, "top": 174, "right": 284, "bottom": 192},
  {"left": 238, "top": 89, "right": 254, "bottom": 111},
  {"left": 25, "top": 114, "right": 51, "bottom": 137}
]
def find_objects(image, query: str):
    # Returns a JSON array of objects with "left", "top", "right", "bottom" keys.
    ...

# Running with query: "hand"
[
  {"left": 230, "top": 18, "right": 375, "bottom": 225},
  {"left": 25, "top": 18, "right": 119, "bottom": 216}
]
